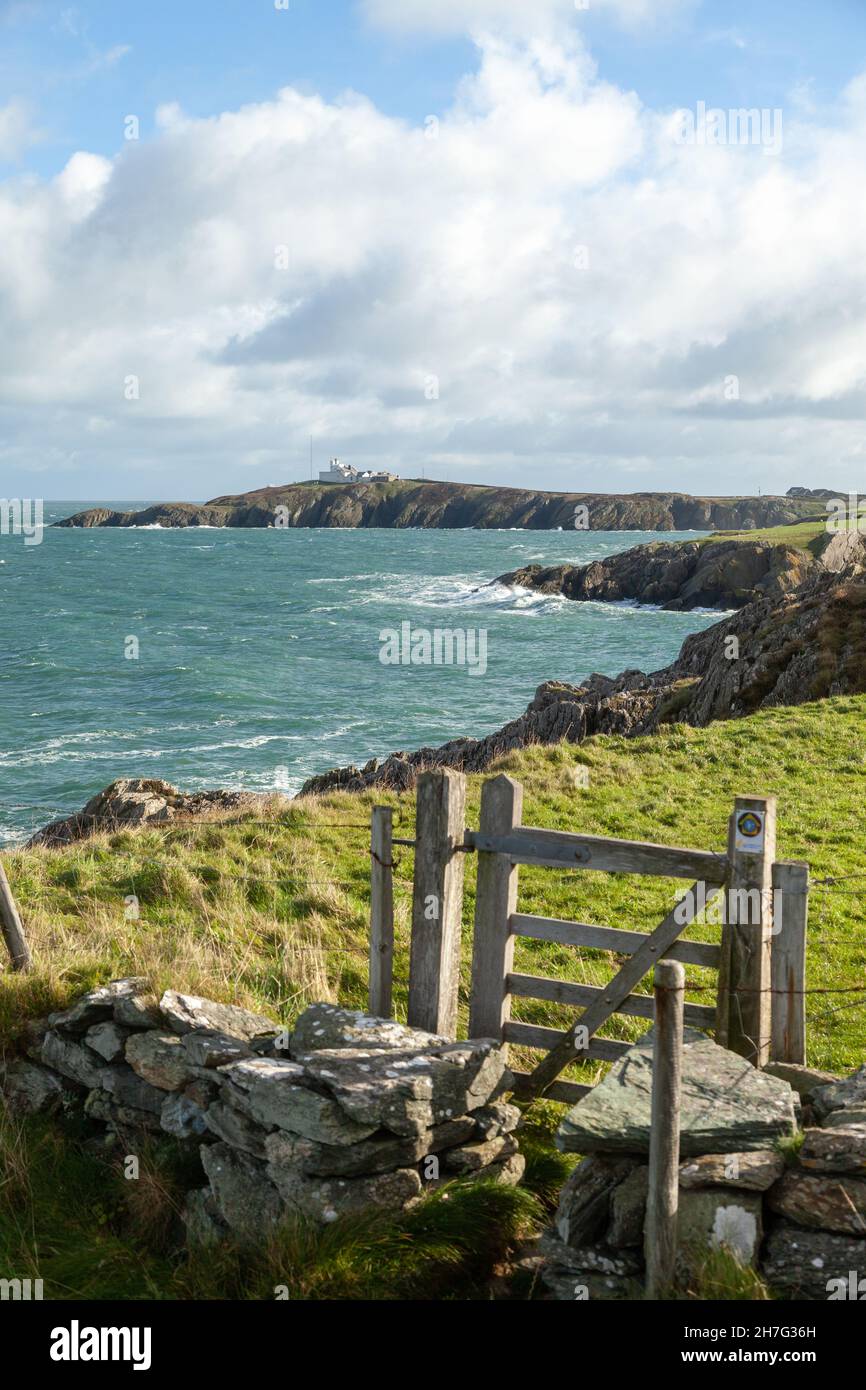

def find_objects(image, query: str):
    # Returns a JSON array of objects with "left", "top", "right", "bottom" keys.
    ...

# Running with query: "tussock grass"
[{"left": 0, "top": 1108, "right": 540, "bottom": 1300}]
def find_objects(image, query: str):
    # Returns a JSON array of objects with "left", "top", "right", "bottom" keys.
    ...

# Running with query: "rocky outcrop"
[
  {"left": 28, "top": 778, "right": 287, "bottom": 849},
  {"left": 1, "top": 986, "right": 522, "bottom": 1245},
  {"left": 300, "top": 565, "right": 866, "bottom": 796},
  {"left": 54, "top": 481, "right": 822, "bottom": 533},
  {"left": 497, "top": 537, "right": 825, "bottom": 612}
]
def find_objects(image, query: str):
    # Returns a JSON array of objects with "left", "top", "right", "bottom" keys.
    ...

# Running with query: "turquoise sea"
[{"left": 0, "top": 504, "right": 724, "bottom": 845}]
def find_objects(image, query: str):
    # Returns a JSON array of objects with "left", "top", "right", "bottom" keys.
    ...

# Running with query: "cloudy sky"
[{"left": 2, "top": 0, "right": 866, "bottom": 500}]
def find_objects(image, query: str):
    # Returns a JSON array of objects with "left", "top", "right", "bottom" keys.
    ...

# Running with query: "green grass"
[
  {"left": 702, "top": 507, "right": 866, "bottom": 555},
  {"left": 702, "top": 519, "right": 828, "bottom": 552},
  {"left": 0, "top": 1107, "right": 545, "bottom": 1301},
  {"left": 2, "top": 693, "right": 866, "bottom": 1297}
]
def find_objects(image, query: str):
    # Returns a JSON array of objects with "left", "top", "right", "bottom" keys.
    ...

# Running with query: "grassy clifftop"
[
  {"left": 4, "top": 694, "right": 863, "bottom": 1070},
  {"left": 2, "top": 694, "right": 864, "bottom": 1299}
]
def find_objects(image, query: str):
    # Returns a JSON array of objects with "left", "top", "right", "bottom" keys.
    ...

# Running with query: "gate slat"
[
  {"left": 507, "top": 972, "right": 717, "bottom": 1027},
  {"left": 517, "top": 882, "right": 723, "bottom": 1099},
  {"left": 511, "top": 913, "right": 721, "bottom": 968},
  {"left": 466, "top": 827, "right": 727, "bottom": 882},
  {"left": 508, "top": 1072, "right": 592, "bottom": 1105},
  {"left": 503, "top": 1021, "right": 631, "bottom": 1061}
]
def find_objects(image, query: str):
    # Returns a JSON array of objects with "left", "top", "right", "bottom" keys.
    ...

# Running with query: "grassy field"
[{"left": 2, "top": 694, "right": 865, "bottom": 1298}]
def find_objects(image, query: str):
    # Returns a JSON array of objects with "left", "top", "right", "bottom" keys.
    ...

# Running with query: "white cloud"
[
  {"left": 2, "top": 30, "right": 866, "bottom": 496},
  {"left": 362, "top": 0, "right": 689, "bottom": 38}
]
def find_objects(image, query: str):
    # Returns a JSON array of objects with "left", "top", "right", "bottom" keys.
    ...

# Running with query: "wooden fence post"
[
  {"left": 0, "top": 858, "right": 32, "bottom": 973},
  {"left": 715, "top": 795, "right": 776, "bottom": 1066},
  {"left": 469, "top": 775, "right": 523, "bottom": 1044},
  {"left": 407, "top": 770, "right": 466, "bottom": 1038},
  {"left": 369, "top": 806, "right": 394, "bottom": 1018},
  {"left": 645, "top": 959, "right": 684, "bottom": 1299},
  {"left": 770, "top": 860, "right": 809, "bottom": 1065}
]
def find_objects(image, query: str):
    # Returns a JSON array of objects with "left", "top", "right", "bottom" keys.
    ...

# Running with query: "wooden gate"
[{"left": 371, "top": 769, "right": 809, "bottom": 1104}]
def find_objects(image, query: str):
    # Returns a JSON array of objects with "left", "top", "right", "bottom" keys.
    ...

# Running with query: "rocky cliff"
[
  {"left": 497, "top": 537, "right": 819, "bottom": 611},
  {"left": 498, "top": 529, "right": 864, "bottom": 612},
  {"left": 55, "top": 480, "right": 823, "bottom": 533},
  {"left": 300, "top": 552, "right": 866, "bottom": 796}
]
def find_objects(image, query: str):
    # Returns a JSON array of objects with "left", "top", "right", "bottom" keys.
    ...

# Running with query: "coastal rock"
[
  {"left": 497, "top": 537, "right": 819, "bottom": 613},
  {"left": 114, "top": 993, "right": 163, "bottom": 1029},
  {"left": 540, "top": 1234, "right": 643, "bottom": 1300},
  {"left": 300, "top": 566, "right": 866, "bottom": 798},
  {"left": 28, "top": 780, "right": 283, "bottom": 849},
  {"left": 55, "top": 483, "right": 820, "bottom": 538},
  {"left": 556, "top": 1028, "right": 797, "bottom": 1156},
  {"left": 478, "top": 1151, "right": 526, "bottom": 1187},
  {"left": 539, "top": 1233, "right": 642, "bottom": 1278}
]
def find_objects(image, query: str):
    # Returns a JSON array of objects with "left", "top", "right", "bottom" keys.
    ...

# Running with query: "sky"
[{"left": 2, "top": 0, "right": 866, "bottom": 500}]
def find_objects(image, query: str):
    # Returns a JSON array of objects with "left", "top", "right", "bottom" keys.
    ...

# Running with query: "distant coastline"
[{"left": 54, "top": 479, "right": 824, "bottom": 534}]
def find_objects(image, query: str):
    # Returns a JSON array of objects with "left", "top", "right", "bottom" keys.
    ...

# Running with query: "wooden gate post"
[
  {"left": 770, "top": 860, "right": 809, "bottom": 1065},
  {"left": 645, "top": 959, "right": 684, "bottom": 1299},
  {"left": 0, "top": 858, "right": 32, "bottom": 972},
  {"left": 407, "top": 770, "right": 466, "bottom": 1038},
  {"left": 469, "top": 775, "right": 523, "bottom": 1044},
  {"left": 716, "top": 795, "right": 776, "bottom": 1066},
  {"left": 369, "top": 806, "right": 394, "bottom": 1018}
]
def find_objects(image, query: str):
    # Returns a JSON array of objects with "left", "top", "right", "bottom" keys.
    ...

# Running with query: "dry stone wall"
[
  {"left": 0, "top": 980, "right": 522, "bottom": 1244},
  {"left": 542, "top": 1029, "right": 866, "bottom": 1300}
]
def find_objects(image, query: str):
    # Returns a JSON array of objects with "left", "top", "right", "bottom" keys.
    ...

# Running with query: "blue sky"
[
  {"left": 2, "top": 0, "right": 866, "bottom": 498},
  {"left": 5, "top": 1, "right": 866, "bottom": 178}
]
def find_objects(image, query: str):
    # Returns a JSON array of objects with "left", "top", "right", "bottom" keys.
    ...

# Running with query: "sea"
[{"left": 0, "top": 503, "right": 725, "bottom": 846}]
